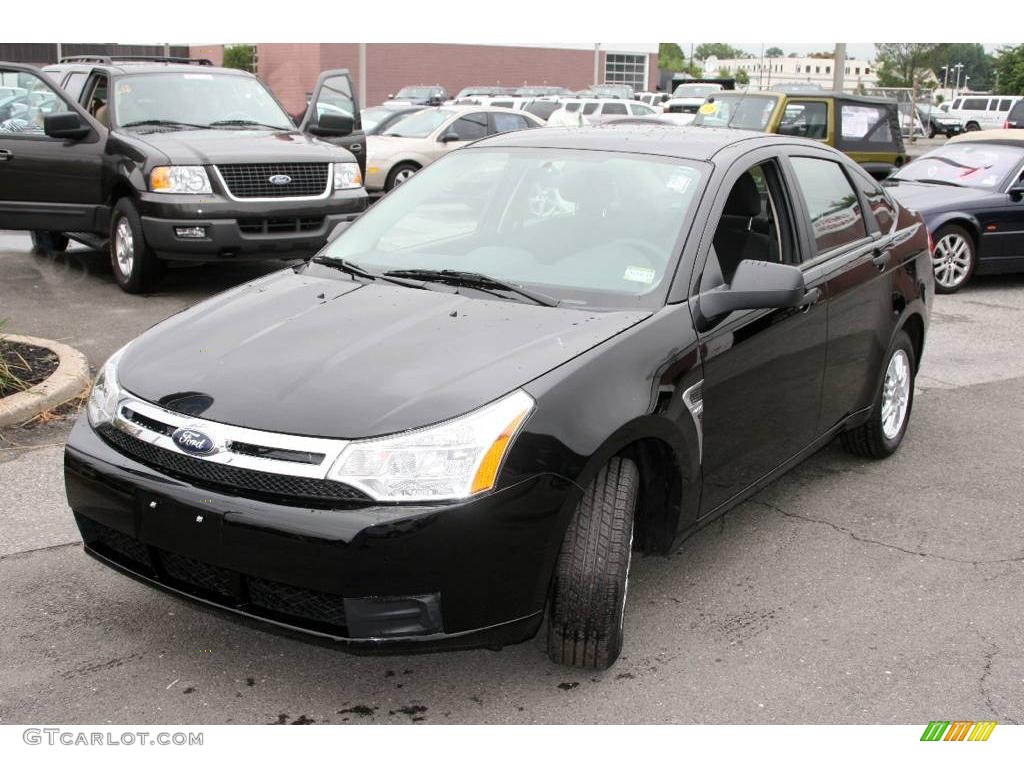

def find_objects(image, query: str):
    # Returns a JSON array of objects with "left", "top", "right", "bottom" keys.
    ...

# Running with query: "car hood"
[
  {"left": 125, "top": 128, "right": 352, "bottom": 165},
  {"left": 885, "top": 180, "right": 998, "bottom": 211},
  {"left": 118, "top": 267, "right": 650, "bottom": 438}
]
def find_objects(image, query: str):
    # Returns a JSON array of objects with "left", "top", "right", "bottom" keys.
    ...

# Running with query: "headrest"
[{"left": 723, "top": 172, "right": 761, "bottom": 217}]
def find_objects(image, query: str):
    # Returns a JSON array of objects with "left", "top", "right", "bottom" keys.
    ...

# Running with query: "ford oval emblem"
[
  {"left": 171, "top": 427, "right": 218, "bottom": 456},
  {"left": 268, "top": 174, "right": 292, "bottom": 185}
]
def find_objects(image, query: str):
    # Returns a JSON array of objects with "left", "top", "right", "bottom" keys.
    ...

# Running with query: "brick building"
[{"left": 190, "top": 43, "right": 659, "bottom": 114}]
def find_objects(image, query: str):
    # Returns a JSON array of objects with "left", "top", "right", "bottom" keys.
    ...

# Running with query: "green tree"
[
  {"left": 717, "top": 66, "right": 732, "bottom": 77},
  {"left": 994, "top": 44, "right": 1024, "bottom": 95},
  {"left": 735, "top": 69, "right": 750, "bottom": 85},
  {"left": 658, "top": 43, "right": 702, "bottom": 77},
  {"left": 765, "top": 47, "right": 785, "bottom": 58},
  {"left": 928, "top": 43, "right": 994, "bottom": 91},
  {"left": 222, "top": 44, "right": 255, "bottom": 73},
  {"left": 875, "top": 43, "right": 939, "bottom": 87},
  {"left": 696, "top": 43, "right": 748, "bottom": 61}
]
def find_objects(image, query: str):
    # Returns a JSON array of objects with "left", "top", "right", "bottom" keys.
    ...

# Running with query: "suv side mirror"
[
  {"left": 698, "top": 259, "right": 808, "bottom": 319},
  {"left": 1009, "top": 182, "right": 1024, "bottom": 201},
  {"left": 439, "top": 132, "right": 460, "bottom": 143},
  {"left": 308, "top": 113, "right": 354, "bottom": 137},
  {"left": 44, "top": 112, "right": 91, "bottom": 141}
]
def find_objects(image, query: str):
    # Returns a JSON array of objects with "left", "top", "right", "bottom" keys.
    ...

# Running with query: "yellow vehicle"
[{"left": 692, "top": 91, "right": 908, "bottom": 179}]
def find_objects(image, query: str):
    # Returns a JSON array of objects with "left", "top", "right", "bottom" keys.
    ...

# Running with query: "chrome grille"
[{"left": 216, "top": 163, "right": 330, "bottom": 199}]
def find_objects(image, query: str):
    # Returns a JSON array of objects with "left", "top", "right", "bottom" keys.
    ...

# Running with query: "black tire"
[
  {"left": 965, "top": 121, "right": 980, "bottom": 132},
  {"left": 840, "top": 330, "right": 916, "bottom": 459},
  {"left": 928, "top": 127, "right": 937, "bottom": 139},
  {"left": 109, "top": 197, "right": 163, "bottom": 293},
  {"left": 385, "top": 162, "right": 419, "bottom": 191},
  {"left": 931, "top": 223, "right": 976, "bottom": 294},
  {"left": 547, "top": 456, "right": 638, "bottom": 670},
  {"left": 30, "top": 231, "right": 69, "bottom": 254}
]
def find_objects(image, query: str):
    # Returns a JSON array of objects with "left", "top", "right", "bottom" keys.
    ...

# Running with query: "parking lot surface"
[{"left": 1, "top": 231, "right": 1022, "bottom": 725}]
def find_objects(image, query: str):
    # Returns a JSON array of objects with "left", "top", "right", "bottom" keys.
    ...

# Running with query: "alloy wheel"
[
  {"left": 114, "top": 217, "right": 135, "bottom": 278},
  {"left": 393, "top": 168, "right": 416, "bottom": 186},
  {"left": 880, "top": 349, "right": 911, "bottom": 440},
  {"left": 931, "top": 232, "right": 972, "bottom": 290}
]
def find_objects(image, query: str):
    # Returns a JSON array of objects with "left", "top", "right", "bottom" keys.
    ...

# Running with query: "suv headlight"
[
  {"left": 327, "top": 390, "right": 534, "bottom": 502},
  {"left": 334, "top": 162, "right": 363, "bottom": 190},
  {"left": 150, "top": 166, "right": 213, "bottom": 194},
  {"left": 86, "top": 345, "right": 129, "bottom": 427}
]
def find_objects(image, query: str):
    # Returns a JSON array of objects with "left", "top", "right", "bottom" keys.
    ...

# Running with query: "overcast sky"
[{"left": 676, "top": 43, "right": 1008, "bottom": 60}]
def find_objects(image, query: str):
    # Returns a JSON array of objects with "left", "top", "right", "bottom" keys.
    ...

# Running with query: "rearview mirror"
[
  {"left": 698, "top": 259, "right": 807, "bottom": 319},
  {"left": 44, "top": 112, "right": 91, "bottom": 141},
  {"left": 308, "top": 113, "right": 354, "bottom": 137}
]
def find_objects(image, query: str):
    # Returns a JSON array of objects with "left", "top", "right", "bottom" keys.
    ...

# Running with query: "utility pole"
[
  {"left": 759, "top": 43, "right": 765, "bottom": 90},
  {"left": 358, "top": 43, "right": 366, "bottom": 110},
  {"left": 832, "top": 43, "right": 846, "bottom": 92}
]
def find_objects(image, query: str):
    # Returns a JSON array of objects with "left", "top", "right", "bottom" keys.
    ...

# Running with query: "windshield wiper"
[
  {"left": 207, "top": 119, "right": 291, "bottom": 130},
  {"left": 383, "top": 269, "right": 559, "bottom": 307},
  {"left": 120, "top": 119, "right": 211, "bottom": 130},
  {"left": 912, "top": 178, "right": 965, "bottom": 188},
  {"left": 311, "top": 257, "right": 426, "bottom": 290}
]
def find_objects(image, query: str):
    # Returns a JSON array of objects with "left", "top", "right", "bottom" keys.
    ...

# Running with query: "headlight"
[
  {"left": 150, "top": 166, "right": 213, "bottom": 194},
  {"left": 327, "top": 390, "right": 534, "bottom": 502},
  {"left": 86, "top": 345, "right": 129, "bottom": 427},
  {"left": 334, "top": 162, "right": 363, "bottom": 190}
]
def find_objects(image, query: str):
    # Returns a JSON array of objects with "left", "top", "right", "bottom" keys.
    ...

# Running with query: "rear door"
[
  {"left": 299, "top": 69, "right": 366, "bottom": 175},
  {"left": 0, "top": 63, "right": 105, "bottom": 232}
]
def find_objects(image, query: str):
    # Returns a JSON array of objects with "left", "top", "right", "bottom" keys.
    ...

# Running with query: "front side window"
[
  {"left": 582, "top": 102, "right": 600, "bottom": 115},
  {"left": 383, "top": 109, "right": 453, "bottom": 137},
  {"left": 113, "top": 73, "right": 293, "bottom": 130},
  {"left": 492, "top": 113, "right": 531, "bottom": 133},
  {"left": 778, "top": 101, "right": 828, "bottom": 139},
  {"left": 789, "top": 156, "right": 868, "bottom": 255},
  {"left": 320, "top": 148, "right": 706, "bottom": 308},
  {"left": 314, "top": 74, "right": 355, "bottom": 121},
  {"left": 892, "top": 142, "right": 1024, "bottom": 190},
  {"left": 0, "top": 69, "right": 70, "bottom": 135},
  {"left": 630, "top": 103, "right": 656, "bottom": 116},
  {"left": 692, "top": 94, "right": 779, "bottom": 131}
]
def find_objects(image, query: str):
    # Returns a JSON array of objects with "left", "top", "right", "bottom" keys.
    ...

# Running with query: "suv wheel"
[
  {"left": 30, "top": 231, "right": 69, "bottom": 254},
  {"left": 547, "top": 456, "right": 638, "bottom": 670},
  {"left": 110, "top": 198, "right": 163, "bottom": 293},
  {"left": 840, "top": 330, "right": 916, "bottom": 459},
  {"left": 931, "top": 224, "right": 975, "bottom": 294},
  {"left": 386, "top": 163, "right": 419, "bottom": 191},
  {"left": 965, "top": 121, "right": 980, "bottom": 132}
]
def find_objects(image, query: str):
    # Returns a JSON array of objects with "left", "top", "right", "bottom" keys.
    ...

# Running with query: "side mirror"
[
  {"left": 308, "top": 113, "right": 354, "bottom": 137},
  {"left": 698, "top": 259, "right": 808, "bottom": 319},
  {"left": 44, "top": 112, "right": 91, "bottom": 141},
  {"left": 1009, "top": 182, "right": 1024, "bottom": 201},
  {"left": 439, "top": 132, "right": 460, "bottom": 143}
]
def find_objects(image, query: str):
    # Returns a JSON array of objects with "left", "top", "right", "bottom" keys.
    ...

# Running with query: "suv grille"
[
  {"left": 238, "top": 217, "right": 324, "bottom": 235},
  {"left": 97, "top": 424, "right": 368, "bottom": 505},
  {"left": 217, "top": 163, "right": 329, "bottom": 199}
]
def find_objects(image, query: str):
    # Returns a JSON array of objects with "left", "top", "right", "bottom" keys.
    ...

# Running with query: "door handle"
[
  {"left": 871, "top": 247, "right": 891, "bottom": 270},
  {"left": 799, "top": 287, "right": 821, "bottom": 312},
  {"left": 0, "top": 149, "right": 12, "bottom": 161}
]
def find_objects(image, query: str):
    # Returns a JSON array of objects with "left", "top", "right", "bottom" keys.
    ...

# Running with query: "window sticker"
[
  {"left": 699, "top": 102, "right": 718, "bottom": 115},
  {"left": 623, "top": 266, "right": 656, "bottom": 284}
]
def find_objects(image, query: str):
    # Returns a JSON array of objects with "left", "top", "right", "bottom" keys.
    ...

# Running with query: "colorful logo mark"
[{"left": 920, "top": 721, "right": 996, "bottom": 741}]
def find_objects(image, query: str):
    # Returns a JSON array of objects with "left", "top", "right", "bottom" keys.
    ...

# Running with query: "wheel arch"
[{"left": 930, "top": 213, "right": 981, "bottom": 250}]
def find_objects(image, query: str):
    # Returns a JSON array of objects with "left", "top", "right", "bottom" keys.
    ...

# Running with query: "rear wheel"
[
  {"left": 547, "top": 456, "right": 638, "bottom": 670},
  {"left": 110, "top": 198, "right": 163, "bottom": 293},
  {"left": 965, "top": 121, "right": 980, "bottom": 132},
  {"left": 931, "top": 224, "right": 975, "bottom": 294},
  {"left": 385, "top": 162, "right": 419, "bottom": 191},
  {"left": 30, "top": 231, "right": 69, "bottom": 254},
  {"left": 840, "top": 330, "right": 916, "bottom": 459}
]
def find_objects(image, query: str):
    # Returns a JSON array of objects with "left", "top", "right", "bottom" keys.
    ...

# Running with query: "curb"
[{"left": 0, "top": 334, "right": 91, "bottom": 428}]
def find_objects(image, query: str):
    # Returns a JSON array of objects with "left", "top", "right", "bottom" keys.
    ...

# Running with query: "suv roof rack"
[{"left": 58, "top": 55, "right": 214, "bottom": 66}]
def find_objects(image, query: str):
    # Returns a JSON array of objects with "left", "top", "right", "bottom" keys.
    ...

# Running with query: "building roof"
[{"left": 475, "top": 124, "right": 814, "bottom": 161}]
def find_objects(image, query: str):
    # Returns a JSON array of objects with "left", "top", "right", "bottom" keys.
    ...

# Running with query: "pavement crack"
[
  {"left": 755, "top": 500, "right": 1024, "bottom": 566},
  {"left": 977, "top": 639, "right": 1019, "bottom": 725},
  {"left": 0, "top": 540, "right": 80, "bottom": 562}
]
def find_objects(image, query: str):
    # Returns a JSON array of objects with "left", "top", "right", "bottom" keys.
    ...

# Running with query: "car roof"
[
  {"left": 947, "top": 129, "right": 1024, "bottom": 147},
  {"left": 725, "top": 90, "right": 899, "bottom": 106},
  {"left": 44, "top": 61, "right": 257, "bottom": 78},
  {"left": 473, "top": 124, "right": 821, "bottom": 161}
]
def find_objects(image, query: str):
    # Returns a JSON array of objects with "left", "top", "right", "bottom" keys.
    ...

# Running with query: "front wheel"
[
  {"left": 385, "top": 162, "right": 419, "bottom": 191},
  {"left": 965, "top": 121, "right": 980, "bottom": 132},
  {"left": 931, "top": 224, "right": 976, "bottom": 294},
  {"left": 840, "top": 330, "right": 916, "bottom": 459},
  {"left": 110, "top": 198, "right": 163, "bottom": 293},
  {"left": 547, "top": 456, "right": 638, "bottom": 670}
]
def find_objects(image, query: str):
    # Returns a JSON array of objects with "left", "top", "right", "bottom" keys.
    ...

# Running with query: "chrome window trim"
[
  {"left": 211, "top": 163, "right": 333, "bottom": 203},
  {"left": 109, "top": 392, "right": 349, "bottom": 479}
]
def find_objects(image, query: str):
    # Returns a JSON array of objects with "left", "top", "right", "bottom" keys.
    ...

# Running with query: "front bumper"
[
  {"left": 64, "top": 416, "right": 572, "bottom": 651},
  {"left": 136, "top": 188, "right": 367, "bottom": 261}
]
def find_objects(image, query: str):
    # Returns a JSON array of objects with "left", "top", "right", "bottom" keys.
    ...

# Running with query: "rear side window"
[
  {"left": 962, "top": 98, "right": 988, "bottom": 111},
  {"left": 491, "top": 112, "right": 530, "bottom": 132},
  {"left": 836, "top": 103, "right": 896, "bottom": 152},
  {"left": 999, "top": 99, "right": 1013, "bottom": 111},
  {"left": 582, "top": 102, "right": 599, "bottom": 115},
  {"left": 778, "top": 101, "right": 828, "bottom": 139},
  {"left": 789, "top": 156, "right": 869, "bottom": 255},
  {"left": 448, "top": 112, "right": 488, "bottom": 141},
  {"left": 602, "top": 102, "right": 628, "bottom": 115},
  {"left": 63, "top": 72, "right": 88, "bottom": 101},
  {"left": 565, "top": 103, "right": 581, "bottom": 113}
]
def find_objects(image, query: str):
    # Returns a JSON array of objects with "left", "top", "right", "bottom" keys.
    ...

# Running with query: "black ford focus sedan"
[{"left": 65, "top": 126, "right": 933, "bottom": 669}]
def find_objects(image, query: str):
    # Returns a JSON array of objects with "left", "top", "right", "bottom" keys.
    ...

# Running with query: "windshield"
[
  {"left": 362, "top": 106, "right": 411, "bottom": 133},
  {"left": 692, "top": 94, "right": 779, "bottom": 131},
  {"left": 592, "top": 85, "right": 632, "bottom": 99},
  {"left": 113, "top": 72, "right": 293, "bottom": 130},
  {"left": 672, "top": 84, "right": 720, "bottom": 99},
  {"left": 892, "top": 143, "right": 1024, "bottom": 189},
  {"left": 317, "top": 147, "right": 706, "bottom": 309},
  {"left": 383, "top": 109, "right": 453, "bottom": 138},
  {"left": 396, "top": 86, "right": 440, "bottom": 99}
]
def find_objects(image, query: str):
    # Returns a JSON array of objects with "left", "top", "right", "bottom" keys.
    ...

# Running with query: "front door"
[
  {"left": 692, "top": 153, "right": 829, "bottom": 516},
  {"left": 0, "top": 63, "right": 105, "bottom": 232},
  {"left": 299, "top": 68, "right": 366, "bottom": 175}
]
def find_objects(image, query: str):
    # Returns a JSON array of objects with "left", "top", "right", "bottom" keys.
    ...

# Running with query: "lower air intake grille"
[
  {"left": 97, "top": 425, "right": 368, "bottom": 505},
  {"left": 76, "top": 514, "right": 151, "bottom": 569},
  {"left": 159, "top": 550, "right": 235, "bottom": 597},
  {"left": 249, "top": 577, "right": 348, "bottom": 627}
]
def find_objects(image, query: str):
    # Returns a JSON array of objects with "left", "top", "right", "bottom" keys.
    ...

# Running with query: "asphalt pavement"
[{"left": 1, "top": 231, "right": 1022, "bottom": 725}]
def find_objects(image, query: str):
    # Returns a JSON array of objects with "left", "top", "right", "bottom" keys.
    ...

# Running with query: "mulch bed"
[{"left": 0, "top": 339, "right": 60, "bottom": 399}]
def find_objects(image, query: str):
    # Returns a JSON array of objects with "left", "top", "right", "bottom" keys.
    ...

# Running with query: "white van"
[
  {"left": 946, "top": 95, "right": 1022, "bottom": 132},
  {"left": 547, "top": 99, "right": 658, "bottom": 127}
]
